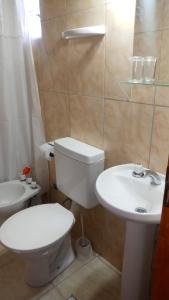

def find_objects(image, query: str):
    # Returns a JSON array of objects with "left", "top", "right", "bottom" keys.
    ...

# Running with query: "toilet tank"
[{"left": 54, "top": 137, "right": 105, "bottom": 209}]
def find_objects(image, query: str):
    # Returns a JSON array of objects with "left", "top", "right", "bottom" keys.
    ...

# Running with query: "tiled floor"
[{"left": 0, "top": 249, "right": 121, "bottom": 300}]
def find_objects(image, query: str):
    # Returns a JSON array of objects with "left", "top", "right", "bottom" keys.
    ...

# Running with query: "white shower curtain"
[{"left": 0, "top": 0, "right": 49, "bottom": 190}]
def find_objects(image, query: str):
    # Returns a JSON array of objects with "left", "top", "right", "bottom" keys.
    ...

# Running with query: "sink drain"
[{"left": 135, "top": 207, "right": 147, "bottom": 213}]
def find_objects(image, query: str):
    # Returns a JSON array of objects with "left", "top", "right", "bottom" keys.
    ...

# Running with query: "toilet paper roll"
[{"left": 39, "top": 142, "right": 55, "bottom": 161}]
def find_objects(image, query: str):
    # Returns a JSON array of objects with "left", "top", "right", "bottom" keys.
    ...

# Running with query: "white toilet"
[{"left": 0, "top": 137, "right": 105, "bottom": 287}]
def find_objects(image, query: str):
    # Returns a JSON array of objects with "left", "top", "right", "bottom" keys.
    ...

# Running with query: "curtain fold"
[{"left": 0, "top": 0, "right": 49, "bottom": 191}]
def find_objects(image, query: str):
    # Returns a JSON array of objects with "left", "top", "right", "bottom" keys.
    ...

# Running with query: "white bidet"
[{"left": 0, "top": 180, "right": 40, "bottom": 224}]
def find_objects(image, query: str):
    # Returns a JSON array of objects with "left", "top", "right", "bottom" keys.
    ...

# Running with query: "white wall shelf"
[{"left": 62, "top": 25, "right": 105, "bottom": 40}]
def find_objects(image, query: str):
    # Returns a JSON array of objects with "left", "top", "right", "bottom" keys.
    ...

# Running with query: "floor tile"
[
  {"left": 0, "top": 257, "right": 51, "bottom": 300},
  {"left": 0, "top": 250, "right": 15, "bottom": 268},
  {"left": 0, "top": 244, "right": 6, "bottom": 255},
  {"left": 36, "top": 286, "right": 65, "bottom": 300},
  {"left": 57, "top": 257, "right": 121, "bottom": 300},
  {"left": 0, "top": 250, "right": 120, "bottom": 300},
  {"left": 53, "top": 255, "right": 96, "bottom": 286}
]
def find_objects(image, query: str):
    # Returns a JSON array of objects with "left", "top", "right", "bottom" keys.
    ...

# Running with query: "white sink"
[
  {"left": 95, "top": 164, "right": 165, "bottom": 224},
  {"left": 95, "top": 164, "right": 165, "bottom": 300}
]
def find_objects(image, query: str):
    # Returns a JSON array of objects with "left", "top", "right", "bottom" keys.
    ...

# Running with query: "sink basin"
[{"left": 95, "top": 164, "right": 165, "bottom": 224}]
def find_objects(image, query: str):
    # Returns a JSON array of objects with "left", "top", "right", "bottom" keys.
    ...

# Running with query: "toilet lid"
[{"left": 0, "top": 204, "right": 74, "bottom": 252}]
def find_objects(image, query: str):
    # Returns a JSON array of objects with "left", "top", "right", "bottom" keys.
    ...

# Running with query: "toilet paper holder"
[
  {"left": 39, "top": 142, "right": 55, "bottom": 161},
  {"left": 48, "top": 142, "right": 55, "bottom": 158}
]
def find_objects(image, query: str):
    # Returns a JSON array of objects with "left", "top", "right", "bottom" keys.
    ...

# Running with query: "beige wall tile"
[
  {"left": 41, "top": 18, "right": 68, "bottom": 93},
  {"left": 72, "top": 205, "right": 125, "bottom": 270},
  {"left": 48, "top": 45, "right": 68, "bottom": 93},
  {"left": 67, "top": 0, "right": 105, "bottom": 12},
  {"left": 67, "top": 7, "right": 105, "bottom": 97},
  {"left": 68, "top": 38, "right": 105, "bottom": 97},
  {"left": 66, "top": 5, "right": 105, "bottom": 28},
  {"left": 40, "top": 0, "right": 67, "bottom": 20},
  {"left": 41, "top": 17, "right": 66, "bottom": 55},
  {"left": 150, "top": 107, "right": 169, "bottom": 174},
  {"left": 104, "top": 100, "right": 153, "bottom": 167},
  {"left": 161, "top": 0, "right": 169, "bottom": 29},
  {"left": 84, "top": 206, "right": 125, "bottom": 270},
  {"left": 155, "top": 87, "right": 169, "bottom": 106},
  {"left": 131, "top": 86, "right": 155, "bottom": 105},
  {"left": 103, "top": 210, "right": 125, "bottom": 269},
  {"left": 32, "top": 40, "right": 54, "bottom": 91},
  {"left": 159, "top": 30, "right": 169, "bottom": 82},
  {"left": 70, "top": 95, "right": 104, "bottom": 148},
  {"left": 134, "top": 31, "right": 162, "bottom": 58},
  {"left": 39, "top": 92, "right": 48, "bottom": 138},
  {"left": 105, "top": 1, "right": 135, "bottom": 100},
  {"left": 133, "top": 31, "right": 161, "bottom": 79},
  {"left": 41, "top": 92, "right": 70, "bottom": 141},
  {"left": 135, "top": 0, "right": 164, "bottom": 33}
]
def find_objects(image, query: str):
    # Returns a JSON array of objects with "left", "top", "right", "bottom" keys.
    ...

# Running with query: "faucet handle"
[{"left": 133, "top": 163, "right": 145, "bottom": 178}]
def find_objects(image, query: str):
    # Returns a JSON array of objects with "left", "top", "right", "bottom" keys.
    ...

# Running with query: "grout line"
[
  {"left": 104, "top": 97, "right": 169, "bottom": 108},
  {"left": 65, "top": 6, "right": 71, "bottom": 138},
  {"left": 103, "top": 1, "right": 107, "bottom": 152},
  {"left": 147, "top": 97, "right": 156, "bottom": 168},
  {"left": 67, "top": 94, "right": 71, "bottom": 137},
  {"left": 39, "top": 89, "right": 105, "bottom": 101},
  {"left": 147, "top": 21, "right": 164, "bottom": 168},
  {"left": 39, "top": 89, "right": 169, "bottom": 108},
  {"left": 134, "top": 27, "right": 169, "bottom": 35},
  {"left": 105, "top": 97, "right": 153, "bottom": 105}
]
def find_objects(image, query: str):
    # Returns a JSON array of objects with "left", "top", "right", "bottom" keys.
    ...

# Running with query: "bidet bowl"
[
  {"left": 0, "top": 180, "right": 40, "bottom": 220},
  {"left": 95, "top": 164, "right": 165, "bottom": 224}
]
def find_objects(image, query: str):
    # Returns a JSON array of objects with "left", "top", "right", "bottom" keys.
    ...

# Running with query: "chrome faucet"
[
  {"left": 144, "top": 169, "right": 161, "bottom": 185},
  {"left": 132, "top": 164, "right": 161, "bottom": 185}
]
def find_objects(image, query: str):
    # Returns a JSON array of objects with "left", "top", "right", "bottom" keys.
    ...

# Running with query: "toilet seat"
[{"left": 0, "top": 204, "right": 74, "bottom": 253}]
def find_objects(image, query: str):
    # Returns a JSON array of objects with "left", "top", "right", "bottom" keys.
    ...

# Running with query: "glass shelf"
[
  {"left": 118, "top": 80, "right": 169, "bottom": 100},
  {"left": 120, "top": 80, "right": 169, "bottom": 87}
]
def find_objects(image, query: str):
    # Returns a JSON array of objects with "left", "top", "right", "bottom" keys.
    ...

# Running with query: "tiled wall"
[
  {"left": 133, "top": 0, "right": 169, "bottom": 173},
  {"left": 32, "top": 0, "right": 169, "bottom": 271}
]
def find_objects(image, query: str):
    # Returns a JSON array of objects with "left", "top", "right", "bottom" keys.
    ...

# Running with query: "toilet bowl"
[
  {"left": 0, "top": 180, "right": 40, "bottom": 224},
  {"left": 0, "top": 203, "right": 75, "bottom": 287}
]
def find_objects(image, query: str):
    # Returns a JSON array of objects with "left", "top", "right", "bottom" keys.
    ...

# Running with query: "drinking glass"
[
  {"left": 143, "top": 56, "right": 157, "bottom": 83},
  {"left": 129, "top": 56, "right": 144, "bottom": 83}
]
